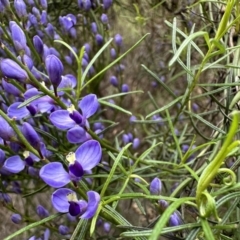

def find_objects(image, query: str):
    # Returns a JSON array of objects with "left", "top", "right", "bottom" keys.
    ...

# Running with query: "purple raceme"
[
  {"left": 52, "top": 188, "right": 100, "bottom": 218},
  {"left": 39, "top": 140, "right": 102, "bottom": 188}
]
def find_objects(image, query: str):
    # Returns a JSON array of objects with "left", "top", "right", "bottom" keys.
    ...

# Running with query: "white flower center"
[
  {"left": 23, "top": 151, "right": 30, "bottom": 158},
  {"left": 67, "top": 192, "right": 78, "bottom": 202},
  {"left": 66, "top": 152, "right": 76, "bottom": 164},
  {"left": 67, "top": 104, "right": 76, "bottom": 114}
]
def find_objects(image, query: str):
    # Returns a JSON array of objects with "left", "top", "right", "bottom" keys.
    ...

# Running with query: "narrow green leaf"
[
  {"left": 146, "top": 96, "right": 183, "bottom": 119},
  {"left": 82, "top": 33, "right": 150, "bottom": 90},
  {"left": 100, "top": 143, "right": 132, "bottom": 197},
  {"left": 169, "top": 31, "right": 208, "bottom": 67},
  {"left": 200, "top": 218, "right": 215, "bottom": 240},
  {"left": 99, "top": 90, "right": 143, "bottom": 100},
  {"left": 98, "top": 99, "right": 132, "bottom": 115}
]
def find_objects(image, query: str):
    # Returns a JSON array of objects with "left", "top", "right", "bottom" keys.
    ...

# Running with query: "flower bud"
[
  {"left": 11, "top": 213, "right": 22, "bottom": 224},
  {"left": 78, "top": 0, "right": 91, "bottom": 10},
  {"left": 110, "top": 48, "right": 116, "bottom": 59},
  {"left": 21, "top": 122, "right": 41, "bottom": 149},
  {"left": 122, "top": 134, "right": 130, "bottom": 144},
  {"left": 103, "top": 0, "right": 112, "bottom": 10},
  {"left": 59, "top": 225, "right": 69, "bottom": 235},
  {"left": 37, "top": 205, "right": 49, "bottom": 218},
  {"left": 40, "top": 0, "right": 47, "bottom": 9},
  {"left": 169, "top": 212, "right": 181, "bottom": 227},
  {"left": 0, "top": 0, "right": 9, "bottom": 7},
  {"left": 33, "top": 35, "right": 43, "bottom": 55},
  {"left": 45, "top": 54, "right": 63, "bottom": 88},
  {"left": 0, "top": 116, "right": 16, "bottom": 141},
  {"left": 10, "top": 21, "right": 27, "bottom": 52},
  {"left": 103, "top": 222, "right": 111, "bottom": 232},
  {"left": 14, "top": 0, "right": 27, "bottom": 18},
  {"left": 91, "top": 22, "right": 97, "bottom": 34},
  {"left": 101, "top": 14, "right": 108, "bottom": 24},
  {"left": 95, "top": 34, "right": 104, "bottom": 46},
  {"left": 132, "top": 138, "right": 140, "bottom": 149},
  {"left": 149, "top": 177, "right": 162, "bottom": 195},
  {"left": 2, "top": 79, "right": 21, "bottom": 96},
  {"left": 158, "top": 199, "right": 169, "bottom": 213},
  {"left": 114, "top": 34, "right": 123, "bottom": 47},
  {"left": 121, "top": 84, "right": 129, "bottom": 93},
  {"left": 109, "top": 76, "right": 118, "bottom": 87}
]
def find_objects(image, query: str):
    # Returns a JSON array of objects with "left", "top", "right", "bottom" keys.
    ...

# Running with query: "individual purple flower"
[
  {"left": 10, "top": 21, "right": 27, "bottom": 52},
  {"left": 49, "top": 94, "right": 99, "bottom": 143},
  {"left": 114, "top": 34, "right": 123, "bottom": 47},
  {"left": 45, "top": 54, "right": 63, "bottom": 88},
  {"left": 40, "top": 140, "right": 102, "bottom": 188},
  {"left": 41, "top": 10, "right": 48, "bottom": 26},
  {"left": 132, "top": 138, "right": 140, "bottom": 149},
  {"left": 129, "top": 115, "right": 137, "bottom": 123},
  {"left": 0, "top": 0, "right": 9, "bottom": 7},
  {"left": 45, "top": 23, "right": 55, "bottom": 38},
  {"left": 33, "top": 35, "right": 44, "bottom": 56},
  {"left": 101, "top": 14, "right": 108, "bottom": 24},
  {"left": 121, "top": 84, "right": 129, "bottom": 93},
  {"left": 84, "top": 43, "right": 91, "bottom": 54},
  {"left": 2, "top": 79, "right": 21, "bottom": 96},
  {"left": 110, "top": 48, "right": 116, "bottom": 59},
  {"left": 1, "top": 59, "right": 28, "bottom": 82},
  {"left": 103, "top": 0, "right": 112, "bottom": 10},
  {"left": 59, "top": 225, "right": 69, "bottom": 235},
  {"left": 52, "top": 188, "right": 100, "bottom": 218},
  {"left": 78, "top": 0, "right": 91, "bottom": 10},
  {"left": 91, "top": 22, "right": 98, "bottom": 34},
  {"left": 21, "top": 122, "right": 41, "bottom": 149},
  {"left": 122, "top": 134, "right": 130, "bottom": 144},
  {"left": 169, "top": 211, "right": 182, "bottom": 227},
  {"left": 0, "top": 117, "right": 16, "bottom": 141},
  {"left": 28, "top": 13, "right": 38, "bottom": 27},
  {"left": 158, "top": 199, "right": 169, "bottom": 213},
  {"left": 103, "top": 222, "right": 111, "bottom": 232},
  {"left": 11, "top": 213, "right": 22, "bottom": 224},
  {"left": 96, "top": 34, "right": 104, "bottom": 46},
  {"left": 40, "top": 0, "right": 47, "bottom": 9},
  {"left": 149, "top": 177, "right": 162, "bottom": 195},
  {"left": 109, "top": 76, "right": 118, "bottom": 87},
  {"left": 37, "top": 205, "right": 49, "bottom": 219},
  {"left": 14, "top": 0, "right": 27, "bottom": 18}
]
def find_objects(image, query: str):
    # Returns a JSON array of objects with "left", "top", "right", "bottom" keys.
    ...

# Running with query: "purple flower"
[
  {"left": 37, "top": 205, "right": 49, "bottom": 218},
  {"left": 114, "top": 34, "right": 123, "bottom": 47},
  {"left": 0, "top": 0, "right": 9, "bottom": 7},
  {"left": 78, "top": 0, "right": 91, "bottom": 10},
  {"left": 132, "top": 138, "right": 140, "bottom": 149},
  {"left": 91, "top": 22, "right": 98, "bottom": 34},
  {"left": 121, "top": 84, "right": 129, "bottom": 93},
  {"left": 40, "top": 0, "right": 47, "bottom": 9},
  {"left": 2, "top": 79, "right": 21, "bottom": 96},
  {"left": 33, "top": 35, "right": 44, "bottom": 56},
  {"left": 14, "top": 0, "right": 27, "bottom": 18},
  {"left": 103, "top": 222, "right": 111, "bottom": 232},
  {"left": 0, "top": 117, "right": 16, "bottom": 141},
  {"left": 96, "top": 34, "right": 104, "bottom": 46},
  {"left": 169, "top": 212, "right": 182, "bottom": 227},
  {"left": 45, "top": 54, "right": 63, "bottom": 88},
  {"left": 101, "top": 14, "right": 108, "bottom": 24},
  {"left": 109, "top": 76, "right": 118, "bottom": 87},
  {"left": 150, "top": 177, "right": 162, "bottom": 195},
  {"left": 103, "top": 0, "right": 112, "bottom": 10},
  {"left": 40, "top": 140, "right": 102, "bottom": 188},
  {"left": 50, "top": 94, "right": 99, "bottom": 143},
  {"left": 10, "top": 21, "right": 27, "bottom": 52},
  {"left": 11, "top": 213, "right": 22, "bottom": 224},
  {"left": 0, "top": 59, "right": 28, "bottom": 82},
  {"left": 52, "top": 188, "right": 100, "bottom": 218},
  {"left": 21, "top": 122, "right": 41, "bottom": 149},
  {"left": 59, "top": 225, "right": 69, "bottom": 235},
  {"left": 110, "top": 48, "right": 116, "bottom": 59}
]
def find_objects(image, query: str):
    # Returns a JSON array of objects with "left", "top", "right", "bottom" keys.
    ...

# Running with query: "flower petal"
[
  {"left": 8, "top": 102, "right": 29, "bottom": 120},
  {"left": 50, "top": 110, "right": 76, "bottom": 130},
  {"left": 40, "top": 162, "right": 70, "bottom": 188},
  {"left": 75, "top": 140, "right": 102, "bottom": 170},
  {"left": 80, "top": 191, "right": 100, "bottom": 219},
  {"left": 78, "top": 94, "right": 99, "bottom": 118},
  {"left": 3, "top": 155, "right": 25, "bottom": 173},
  {"left": 67, "top": 126, "right": 91, "bottom": 144},
  {"left": 52, "top": 188, "right": 73, "bottom": 213}
]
